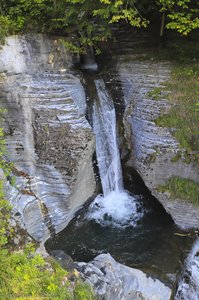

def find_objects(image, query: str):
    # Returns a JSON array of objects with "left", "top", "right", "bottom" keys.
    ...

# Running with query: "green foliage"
[
  {"left": 0, "top": 184, "right": 96, "bottom": 299},
  {"left": 170, "top": 152, "right": 181, "bottom": 163},
  {"left": 0, "top": 242, "right": 95, "bottom": 299},
  {"left": 1, "top": 244, "right": 79, "bottom": 299},
  {"left": 0, "top": 110, "right": 13, "bottom": 178},
  {"left": 0, "top": 180, "right": 12, "bottom": 248},
  {"left": 74, "top": 282, "right": 95, "bottom": 300},
  {"left": 50, "top": 0, "right": 148, "bottom": 53},
  {"left": 1, "top": 0, "right": 198, "bottom": 52},
  {"left": 0, "top": 15, "right": 14, "bottom": 43},
  {"left": 155, "top": 63, "right": 199, "bottom": 163},
  {"left": 158, "top": 0, "right": 199, "bottom": 35},
  {"left": 0, "top": 187, "right": 95, "bottom": 300},
  {"left": 158, "top": 176, "right": 199, "bottom": 205},
  {"left": 146, "top": 87, "right": 163, "bottom": 100},
  {"left": 0, "top": 113, "right": 95, "bottom": 300},
  {"left": 0, "top": 0, "right": 148, "bottom": 52}
]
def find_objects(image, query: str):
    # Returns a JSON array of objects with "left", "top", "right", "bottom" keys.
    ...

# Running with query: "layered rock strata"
[
  {"left": 0, "top": 35, "right": 95, "bottom": 241},
  {"left": 120, "top": 61, "right": 199, "bottom": 229}
]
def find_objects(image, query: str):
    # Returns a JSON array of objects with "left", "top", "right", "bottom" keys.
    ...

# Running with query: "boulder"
[
  {"left": 76, "top": 253, "right": 171, "bottom": 300},
  {"left": 50, "top": 250, "right": 75, "bottom": 271}
]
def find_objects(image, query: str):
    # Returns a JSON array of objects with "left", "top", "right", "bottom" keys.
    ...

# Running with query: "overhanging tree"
[
  {"left": 0, "top": 0, "right": 198, "bottom": 51},
  {"left": 158, "top": 0, "right": 199, "bottom": 36}
]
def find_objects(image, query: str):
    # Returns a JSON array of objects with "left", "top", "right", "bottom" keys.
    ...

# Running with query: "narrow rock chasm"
[
  {"left": 1, "top": 33, "right": 199, "bottom": 300},
  {"left": 45, "top": 62, "right": 195, "bottom": 294}
]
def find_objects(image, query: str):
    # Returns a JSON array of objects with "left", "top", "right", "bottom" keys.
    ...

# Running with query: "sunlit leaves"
[
  {"left": 0, "top": 0, "right": 148, "bottom": 52},
  {"left": 158, "top": 0, "right": 199, "bottom": 35},
  {"left": 0, "top": 0, "right": 198, "bottom": 49}
]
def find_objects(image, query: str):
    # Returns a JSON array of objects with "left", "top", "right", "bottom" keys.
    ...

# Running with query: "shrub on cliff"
[
  {"left": 0, "top": 124, "right": 95, "bottom": 300},
  {"left": 0, "top": 181, "right": 96, "bottom": 299}
]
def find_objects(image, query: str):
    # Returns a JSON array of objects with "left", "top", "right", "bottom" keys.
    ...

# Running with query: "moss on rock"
[{"left": 157, "top": 176, "right": 199, "bottom": 206}]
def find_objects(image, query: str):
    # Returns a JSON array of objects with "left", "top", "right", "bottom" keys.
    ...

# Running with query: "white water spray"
[{"left": 87, "top": 79, "right": 143, "bottom": 228}]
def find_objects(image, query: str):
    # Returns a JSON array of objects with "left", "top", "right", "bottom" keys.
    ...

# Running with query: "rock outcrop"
[
  {"left": 119, "top": 60, "right": 199, "bottom": 230},
  {"left": 0, "top": 35, "right": 95, "bottom": 241},
  {"left": 76, "top": 253, "right": 171, "bottom": 300}
]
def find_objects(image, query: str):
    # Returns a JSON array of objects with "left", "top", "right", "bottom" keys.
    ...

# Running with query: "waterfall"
[
  {"left": 175, "top": 238, "right": 199, "bottom": 300},
  {"left": 93, "top": 79, "right": 123, "bottom": 196},
  {"left": 87, "top": 79, "right": 143, "bottom": 228}
]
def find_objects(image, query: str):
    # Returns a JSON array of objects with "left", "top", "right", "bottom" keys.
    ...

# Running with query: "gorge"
[{"left": 0, "top": 31, "right": 199, "bottom": 299}]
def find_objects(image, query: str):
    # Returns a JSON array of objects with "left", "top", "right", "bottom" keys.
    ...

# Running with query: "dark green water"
[
  {"left": 46, "top": 167, "right": 195, "bottom": 287},
  {"left": 46, "top": 28, "right": 197, "bottom": 287}
]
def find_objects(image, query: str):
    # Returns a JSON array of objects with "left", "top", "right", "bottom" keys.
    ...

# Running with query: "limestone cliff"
[
  {"left": 120, "top": 60, "right": 199, "bottom": 230},
  {"left": 0, "top": 35, "right": 96, "bottom": 241}
]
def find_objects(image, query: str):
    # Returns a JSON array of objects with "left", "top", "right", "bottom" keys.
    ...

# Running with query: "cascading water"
[
  {"left": 175, "top": 238, "right": 199, "bottom": 300},
  {"left": 87, "top": 79, "right": 143, "bottom": 228},
  {"left": 45, "top": 40, "right": 196, "bottom": 289},
  {"left": 93, "top": 79, "right": 123, "bottom": 195}
]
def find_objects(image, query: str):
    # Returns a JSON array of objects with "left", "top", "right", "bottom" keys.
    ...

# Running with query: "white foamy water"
[
  {"left": 175, "top": 238, "right": 199, "bottom": 300},
  {"left": 87, "top": 190, "right": 143, "bottom": 228},
  {"left": 88, "top": 79, "right": 143, "bottom": 227},
  {"left": 93, "top": 79, "right": 123, "bottom": 195}
]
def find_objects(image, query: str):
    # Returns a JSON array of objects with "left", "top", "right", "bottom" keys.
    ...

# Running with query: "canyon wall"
[
  {"left": 0, "top": 35, "right": 96, "bottom": 241},
  {"left": 119, "top": 60, "right": 199, "bottom": 230}
]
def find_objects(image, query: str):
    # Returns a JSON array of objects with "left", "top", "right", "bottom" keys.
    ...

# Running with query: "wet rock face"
[
  {"left": 120, "top": 61, "right": 199, "bottom": 230},
  {"left": 76, "top": 253, "right": 171, "bottom": 300},
  {"left": 175, "top": 238, "right": 199, "bottom": 300},
  {"left": 0, "top": 34, "right": 73, "bottom": 74},
  {"left": 0, "top": 35, "right": 95, "bottom": 241}
]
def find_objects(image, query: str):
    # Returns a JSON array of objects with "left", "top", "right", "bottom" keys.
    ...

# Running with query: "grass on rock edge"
[
  {"left": 0, "top": 182, "right": 96, "bottom": 300},
  {"left": 0, "top": 120, "right": 95, "bottom": 300},
  {"left": 143, "top": 36, "right": 199, "bottom": 204},
  {"left": 155, "top": 63, "right": 199, "bottom": 164},
  {"left": 158, "top": 176, "right": 199, "bottom": 206}
]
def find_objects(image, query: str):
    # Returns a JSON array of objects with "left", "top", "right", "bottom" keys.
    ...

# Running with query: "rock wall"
[
  {"left": 76, "top": 253, "right": 171, "bottom": 300},
  {"left": 0, "top": 34, "right": 73, "bottom": 74},
  {"left": 0, "top": 35, "right": 95, "bottom": 241},
  {"left": 120, "top": 60, "right": 199, "bottom": 230}
]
